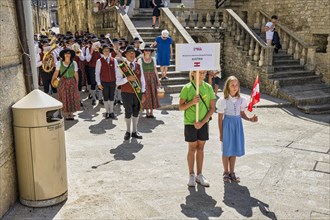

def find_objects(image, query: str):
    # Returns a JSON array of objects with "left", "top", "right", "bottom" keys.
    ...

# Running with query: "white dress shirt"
[
  {"left": 95, "top": 56, "right": 118, "bottom": 86},
  {"left": 216, "top": 95, "right": 247, "bottom": 116},
  {"left": 116, "top": 59, "right": 146, "bottom": 93}
]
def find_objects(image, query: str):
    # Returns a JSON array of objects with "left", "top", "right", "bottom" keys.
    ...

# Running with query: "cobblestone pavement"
[{"left": 3, "top": 89, "right": 330, "bottom": 220}]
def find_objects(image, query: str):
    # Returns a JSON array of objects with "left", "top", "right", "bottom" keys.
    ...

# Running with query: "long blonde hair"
[{"left": 223, "top": 76, "right": 240, "bottom": 99}]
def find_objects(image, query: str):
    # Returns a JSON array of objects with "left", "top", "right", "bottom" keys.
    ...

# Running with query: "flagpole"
[{"left": 196, "top": 70, "right": 200, "bottom": 123}]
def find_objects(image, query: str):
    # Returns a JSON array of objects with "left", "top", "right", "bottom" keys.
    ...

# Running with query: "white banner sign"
[{"left": 175, "top": 43, "right": 220, "bottom": 71}]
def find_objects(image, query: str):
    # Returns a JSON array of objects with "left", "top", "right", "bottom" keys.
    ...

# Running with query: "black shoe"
[
  {"left": 92, "top": 99, "right": 96, "bottom": 106},
  {"left": 118, "top": 101, "right": 123, "bottom": 105},
  {"left": 274, "top": 48, "right": 279, "bottom": 54},
  {"left": 99, "top": 100, "right": 104, "bottom": 105},
  {"left": 109, "top": 113, "right": 117, "bottom": 119},
  {"left": 114, "top": 100, "right": 119, "bottom": 105},
  {"left": 131, "top": 132, "right": 143, "bottom": 139},
  {"left": 105, "top": 113, "right": 110, "bottom": 119},
  {"left": 80, "top": 101, "right": 83, "bottom": 107},
  {"left": 124, "top": 132, "right": 131, "bottom": 140},
  {"left": 88, "top": 94, "right": 92, "bottom": 99}
]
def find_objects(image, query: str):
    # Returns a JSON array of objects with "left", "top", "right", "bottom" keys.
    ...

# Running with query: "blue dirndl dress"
[{"left": 221, "top": 98, "right": 245, "bottom": 157}]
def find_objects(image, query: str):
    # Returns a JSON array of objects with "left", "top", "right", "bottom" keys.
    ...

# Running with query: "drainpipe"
[
  {"left": 14, "top": 0, "right": 34, "bottom": 92},
  {"left": 23, "top": 0, "right": 39, "bottom": 90}
]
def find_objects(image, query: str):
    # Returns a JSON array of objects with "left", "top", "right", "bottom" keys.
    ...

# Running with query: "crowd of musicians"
[{"left": 36, "top": 30, "right": 163, "bottom": 140}]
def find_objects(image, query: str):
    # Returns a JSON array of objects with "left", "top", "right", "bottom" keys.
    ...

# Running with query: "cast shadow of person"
[
  {"left": 137, "top": 116, "right": 165, "bottom": 133},
  {"left": 110, "top": 139, "right": 144, "bottom": 161},
  {"left": 223, "top": 182, "right": 277, "bottom": 219},
  {"left": 77, "top": 103, "right": 101, "bottom": 122},
  {"left": 89, "top": 118, "right": 116, "bottom": 134},
  {"left": 180, "top": 185, "right": 223, "bottom": 220}
]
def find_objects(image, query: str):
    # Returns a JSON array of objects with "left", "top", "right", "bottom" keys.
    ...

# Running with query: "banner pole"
[{"left": 196, "top": 70, "right": 200, "bottom": 123}]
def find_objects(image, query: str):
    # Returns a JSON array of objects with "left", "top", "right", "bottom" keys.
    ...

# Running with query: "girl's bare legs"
[
  {"left": 188, "top": 142, "right": 198, "bottom": 174},
  {"left": 196, "top": 140, "right": 206, "bottom": 175}
]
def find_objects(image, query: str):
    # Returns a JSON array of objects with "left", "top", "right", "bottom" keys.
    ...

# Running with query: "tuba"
[
  {"left": 72, "top": 43, "right": 81, "bottom": 56},
  {"left": 42, "top": 37, "right": 58, "bottom": 72}
]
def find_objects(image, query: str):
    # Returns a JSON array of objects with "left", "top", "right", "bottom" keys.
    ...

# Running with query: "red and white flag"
[
  {"left": 194, "top": 62, "right": 200, "bottom": 67},
  {"left": 248, "top": 75, "right": 260, "bottom": 112}
]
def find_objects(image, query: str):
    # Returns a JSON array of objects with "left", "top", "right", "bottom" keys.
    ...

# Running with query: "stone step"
[
  {"left": 164, "top": 84, "right": 186, "bottom": 93},
  {"left": 297, "top": 104, "right": 330, "bottom": 114},
  {"left": 157, "top": 65, "right": 176, "bottom": 71},
  {"left": 291, "top": 90, "right": 330, "bottom": 106},
  {"left": 136, "top": 27, "right": 161, "bottom": 32},
  {"left": 273, "top": 59, "right": 300, "bottom": 65},
  {"left": 280, "top": 84, "right": 330, "bottom": 93},
  {"left": 273, "top": 54, "right": 294, "bottom": 60},
  {"left": 272, "top": 75, "right": 321, "bottom": 86},
  {"left": 139, "top": 32, "right": 161, "bottom": 36},
  {"left": 131, "top": 16, "right": 152, "bottom": 21},
  {"left": 159, "top": 76, "right": 190, "bottom": 86},
  {"left": 142, "top": 36, "right": 157, "bottom": 41},
  {"left": 274, "top": 65, "right": 305, "bottom": 72},
  {"left": 158, "top": 70, "right": 188, "bottom": 78},
  {"left": 268, "top": 70, "right": 315, "bottom": 79}
]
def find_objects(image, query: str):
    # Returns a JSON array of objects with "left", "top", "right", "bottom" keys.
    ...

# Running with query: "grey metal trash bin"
[{"left": 12, "top": 89, "right": 68, "bottom": 207}]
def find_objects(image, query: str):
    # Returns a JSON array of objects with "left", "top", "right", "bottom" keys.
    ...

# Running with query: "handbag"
[
  {"left": 51, "top": 61, "right": 73, "bottom": 88},
  {"left": 191, "top": 81, "right": 212, "bottom": 121}
]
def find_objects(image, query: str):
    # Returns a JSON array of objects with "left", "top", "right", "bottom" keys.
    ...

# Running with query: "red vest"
[
  {"left": 74, "top": 55, "right": 84, "bottom": 73},
  {"left": 88, "top": 51, "right": 101, "bottom": 68},
  {"left": 121, "top": 62, "right": 142, "bottom": 94},
  {"left": 100, "top": 57, "right": 116, "bottom": 82},
  {"left": 111, "top": 51, "right": 117, "bottom": 58}
]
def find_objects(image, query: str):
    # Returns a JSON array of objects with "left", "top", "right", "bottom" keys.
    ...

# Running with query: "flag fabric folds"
[{"left": 248, "top": 75, "right": 260, "bottom": 112}]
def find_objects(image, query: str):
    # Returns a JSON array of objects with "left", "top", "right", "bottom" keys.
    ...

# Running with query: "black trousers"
[
  {"left": 273, "top": 31, "right": 281, "bottom": 50},
  {"left": 122, "top": 92, "right": 140, "bottom": 118},
  {"left": 88, "top": 67, "right": 97, "bottom": 90},
  {"left": 40, "top": 69, "right": 57, "bottom": 94},
  {"left": 85, "top": 65, "right": 91, "bottom": 86},
  {"left": 101, "top": 81, "right": 116, "bottom": 101}
]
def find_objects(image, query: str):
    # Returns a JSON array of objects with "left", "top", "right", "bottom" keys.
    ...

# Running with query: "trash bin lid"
[{"left": 12, "top": 89, "right": 62, "bottom": 110}]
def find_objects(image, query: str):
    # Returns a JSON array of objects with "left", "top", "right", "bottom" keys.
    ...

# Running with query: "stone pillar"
[
  {"left": 253, "top": 11, "right": 261, "bottom": 29},
  {"left": 306, "top": 47, "right": 316, "bottom": 71}
]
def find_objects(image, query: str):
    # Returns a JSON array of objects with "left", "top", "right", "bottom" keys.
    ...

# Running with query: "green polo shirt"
[{"left": 180, "top": 81, "right": 216, "bottom": 125}]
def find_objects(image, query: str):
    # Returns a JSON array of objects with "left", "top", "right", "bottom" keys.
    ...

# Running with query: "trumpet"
[{"left": 42, "top": 37, "right": 58, "bottom": 72}]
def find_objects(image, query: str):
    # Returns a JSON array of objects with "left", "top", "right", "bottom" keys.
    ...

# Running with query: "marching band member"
[
  {"left": 95, "top": 45, "right": 118, "bottom": 119},
  {"left": 116, "top": 46, "right": 145, "bottom": 140}
]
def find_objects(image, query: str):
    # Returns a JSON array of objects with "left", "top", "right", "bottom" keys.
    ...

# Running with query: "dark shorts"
[{"left": 184, "top": 123, "right": 209, "bottom": 142}]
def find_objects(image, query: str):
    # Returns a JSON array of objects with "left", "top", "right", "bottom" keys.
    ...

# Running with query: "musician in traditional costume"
[
  {"left": 116, "top": 46, "right": 146, "bottom": 140},
  {"left": 86, "top": 37, "right": 103, "bottom": 105},
  {"left": 112, "top": 38, "right": 124, "bottom": 105},
  {"left": 95, "top": 45, "right": 118, "bottom": 119}
]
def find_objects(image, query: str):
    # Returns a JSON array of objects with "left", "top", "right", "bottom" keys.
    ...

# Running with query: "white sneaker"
[
  {"left": 187, "top": 174, "right": 196, "bottom": 187},
  {"left": 196, "top": 174, "right": 210, "bottom": 187}
]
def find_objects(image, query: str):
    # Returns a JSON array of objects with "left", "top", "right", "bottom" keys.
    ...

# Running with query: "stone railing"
[
  {"left": 223, "top": 9, "right": 274, "bottom": 72},
  {"left": 160, "top": 8, "right": 195, "bottom": 44},
  {"left": 93, "top": 6, "right": 143, "bottom": 45},
  {"left": 254, "top": 10, "right": 317, "bottom": 71},
  {"left": 170, "top": 8, "right": 222, "bottom": 29}
]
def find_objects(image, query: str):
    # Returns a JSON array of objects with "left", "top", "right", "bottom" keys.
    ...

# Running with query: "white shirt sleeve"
[
  {"left": 152, "top": 57, "right": 157, "bottom": 67},
  {"left": 216, "top": 98, "right": 226, "bottom": 114},
  {"left": 78, "top": 49, "right": 85, "bottom": 61},
  {"left": 140, "top": 63, "right": 146, "bottom": 93},
  {"left": 73, "top": 61, "right": 78, "bottom": 72},
  {"left": 85, "top": 48, "right": 92, "bottom": 62},
  {"left": 116, "top": 62, "right": 128, "bottom": 86},
  {"left": 52, "top": 51, "right": 58, "bottom": 64},
  {"left": 55, "top": 61, "right": 61, "bottom": 71},
  {"left": 95, "top": 59, "right": 102, "bottom": 86},
  {"left": 137, "top": 58, "right": 142, "bottom": 66},
  {"left": 36, "top": 53, "right": 42, "bottom": 67},
  {"left": 240, "top": 97, "right": 248, "bottom": 111}
]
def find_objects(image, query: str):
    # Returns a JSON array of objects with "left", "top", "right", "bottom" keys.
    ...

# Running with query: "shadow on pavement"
[
  {"left": 64, "top": 119, "right": 78, "bottom": 131},
  {"left": 110, "top": 139, "right": 144, "bottom": 161},
  {"left": 223, "top": 182, "right": 277, "bottom": 219},
  {"left": 138, "top": 116, "right": 165, "bottom": 133},
  {"left": 281, "top": 107, "right": 330, "bottom": 125},
  {"left": 88, "top": 118, "right": 116, "bottom": 134},
  {"left": 2, "top": 200, "right": 65, "bottom": 220},
  {"left": 180, "top": 185, "right": 223, "bottom": 220}
]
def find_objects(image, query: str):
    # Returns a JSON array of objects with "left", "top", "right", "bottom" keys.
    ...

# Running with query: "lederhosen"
[
  {"left": 88, "top": 51, "right": 101, "bottom": 90},
  {"left": 100, "top": 57, "right": 116, "bottom": 101},
  {"left": 121, "top": 62, "right": 142, "bottom": 118}
]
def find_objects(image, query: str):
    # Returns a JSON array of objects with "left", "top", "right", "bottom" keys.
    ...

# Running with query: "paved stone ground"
[{"left": 3, "top": 89, "right": 330, "bottom": 220}]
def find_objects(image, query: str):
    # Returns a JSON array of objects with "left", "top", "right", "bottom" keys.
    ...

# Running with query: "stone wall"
[
  {"left": 0, "top": 0, "right": 27, "bottom": 218},
  {"left": 58, "top": 0, "right": 94, "bottom": 34},
  {"left": 247, "top": 0, "right": 330, "bottom": 83}
]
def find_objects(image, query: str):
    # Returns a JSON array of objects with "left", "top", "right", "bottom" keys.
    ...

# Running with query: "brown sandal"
[
  {"left": 223, "top": 172, "right": 230, "bottom": 182},
  {"left": 229, "top": 172, "right": 240, "bottom": 183}
]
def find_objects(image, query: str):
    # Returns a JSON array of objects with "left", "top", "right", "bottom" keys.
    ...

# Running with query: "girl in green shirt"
[{"left": 179, "top": 70, "right": 216, "bottom": 187}]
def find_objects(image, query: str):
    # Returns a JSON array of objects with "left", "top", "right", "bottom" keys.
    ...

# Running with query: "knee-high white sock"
[
  {"left": 87, "top": 85, "right": 91, "bottom": 93},
  {"left": 109, "top": 101, "right": 114, "bottom": 113},
  {"left": 104, "top": 101, "right": 110, "bottom": 113},
  {"left": 125, "top": 118, "right": 131, "bottom": 133},
  {"left": 98, "top": 90, "right": 103, "bottom": 100},
  {"left": 132, "top": 116, "right": 138, "bottom": 133}
]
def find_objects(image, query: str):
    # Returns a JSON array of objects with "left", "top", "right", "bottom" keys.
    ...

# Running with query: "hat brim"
[
  {"left": 59, "top": 49, "right": 76, "bottom": 59},
  {"left": 122, "top": 49, "right": 141, "bottom": 58}
]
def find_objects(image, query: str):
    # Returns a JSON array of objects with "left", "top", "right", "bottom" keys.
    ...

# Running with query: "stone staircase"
[
  {"left": 252, "top": 29, "right": 330, "bottom": 114},
  {"left": 132, "top": 9, "right": 190, "bottom": 94}
]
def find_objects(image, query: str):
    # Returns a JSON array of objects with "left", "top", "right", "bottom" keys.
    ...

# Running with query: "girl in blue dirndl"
[{"left": 217, "top": 76, "right": 258, "bottom": 182}]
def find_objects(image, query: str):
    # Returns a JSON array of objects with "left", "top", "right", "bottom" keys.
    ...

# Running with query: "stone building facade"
[
  {"left": 0, "top": 0, "right": 27, "bottom": 218},
  {"left": 31, "top": 0, "right": 51, "bottom": 33}
]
